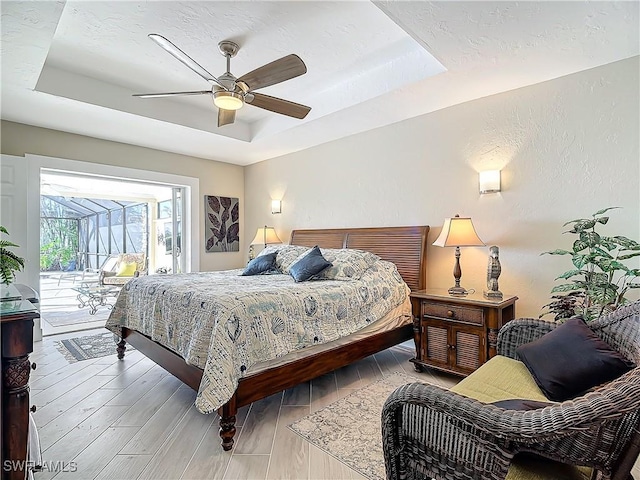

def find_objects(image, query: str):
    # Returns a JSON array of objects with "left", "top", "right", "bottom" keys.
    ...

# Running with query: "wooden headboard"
[{"left": 289, "top": 226, "right": 429, "bottom": 291}]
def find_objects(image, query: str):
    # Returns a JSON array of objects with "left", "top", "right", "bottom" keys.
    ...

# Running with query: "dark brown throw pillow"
[
  {"left": 516, "top": 317, "right": 635, "bottom": 402},
  {"left": 491, "top": 399, "right": 553, "bottom": 410}
]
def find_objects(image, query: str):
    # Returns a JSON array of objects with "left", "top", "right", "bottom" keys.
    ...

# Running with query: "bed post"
[
  {"left": 116, "top": 338, "right": 126, "bottom": 359},
  {"left": 219, "top": 395, "right": 237, "bottom": 451}
]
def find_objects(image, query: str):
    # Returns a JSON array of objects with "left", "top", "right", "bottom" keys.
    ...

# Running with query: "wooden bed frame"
[{"left": 116, "top": 225, "right": 429, "bottom": 450}]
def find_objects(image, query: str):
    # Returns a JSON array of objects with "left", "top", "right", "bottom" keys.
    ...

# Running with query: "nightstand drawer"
[{"left": 422, "top": 301, "right": 484, "bottom": 325}]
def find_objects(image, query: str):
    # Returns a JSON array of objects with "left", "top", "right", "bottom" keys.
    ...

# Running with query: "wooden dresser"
[
  {"left": 410, "top": 289, "right": 517, "bottom": 377},
  {"left": 1, "top": 285, "right": 39, "bottom": 480}
]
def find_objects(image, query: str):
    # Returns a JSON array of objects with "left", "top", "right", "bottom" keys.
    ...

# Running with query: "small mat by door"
[{"left": 55, "top": 331, "right": 133, "bottom": 363}]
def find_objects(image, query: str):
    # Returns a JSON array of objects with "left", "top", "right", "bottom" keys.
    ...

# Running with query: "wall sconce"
[
  {"left": 271, "top": 199, "right": 282, "bottom": 214},
  {"left": 479, "top": 170, "right": 501, "bottom": 194}
]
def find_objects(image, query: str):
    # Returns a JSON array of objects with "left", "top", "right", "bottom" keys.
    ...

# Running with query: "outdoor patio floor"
[{"left": 39, "top": 273, "right": 117, "bottom": 336}]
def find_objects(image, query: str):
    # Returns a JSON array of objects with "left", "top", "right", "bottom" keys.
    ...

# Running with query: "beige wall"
[
  {"left": 245, "top": 57, "right": 640, "bottom": 318},
  {"left": 1, "top": 121, "right": 245, "bottom": 272},
  {"left": 2, "top": 57, "right": 638, "bottom": 317}
]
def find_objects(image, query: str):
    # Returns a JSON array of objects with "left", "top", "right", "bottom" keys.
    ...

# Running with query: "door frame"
[{"left": 24, "top": 154, "right": 200, "bottom": 340}]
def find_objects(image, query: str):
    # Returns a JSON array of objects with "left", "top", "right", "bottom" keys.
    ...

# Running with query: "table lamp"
[
  {"left": 248, "top": 226, "right": 282, "bottom": 260},
  {"left": 433, "top": 214, "right": 485, "bottom": 295}
]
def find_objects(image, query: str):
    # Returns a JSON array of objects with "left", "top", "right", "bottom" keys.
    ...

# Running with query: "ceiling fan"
[{"left": 133, "top": 34, "right": 312, "bottom": 127}]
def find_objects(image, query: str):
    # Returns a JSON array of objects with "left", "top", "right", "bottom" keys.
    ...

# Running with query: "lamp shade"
[
  {"left": 250, "top": 226, "right": 282, "bottom": 247},
  {"left": 433, "top": 215, "right": 485, "bottom": 247}
]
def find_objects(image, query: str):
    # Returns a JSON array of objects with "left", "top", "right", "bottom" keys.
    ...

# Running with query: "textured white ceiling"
[{"left": 1, "top": 1, "right": 638, "bottom": 166}]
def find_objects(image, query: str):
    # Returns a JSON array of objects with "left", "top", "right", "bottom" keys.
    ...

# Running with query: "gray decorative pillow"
[
  {"left": 276, "top": 245, "right": 312, "bottom": 273},
  {"left": 257, "top": 245, "right": 286, "bottom": 258},
  {"left": 241, "top": 253, "right": 277, "bottom": 276},
  {"left": 314, "top": 248, "right": 380, "bottom": 281},
  {"left": 289, "top": 246, "right": 332, "bottom": 282}
]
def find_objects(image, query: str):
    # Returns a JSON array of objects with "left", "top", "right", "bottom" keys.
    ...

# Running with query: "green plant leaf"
[
  {"left": 572, "top": 254, "right": 589, "bottom": 269},
  {"left": 0, "top": 240, "right": 20, "bottom": 249},
  {"left": 544, "top": 208, "right": 638, "bottom": 320},
  {"left": 598, "top": 237, "right": 618, "bottom": 251},
  {"left": 586, "top": 272, "right": 610, "bottom": 286},
  {"left": 609, "top": 260, "right": 630, "bottom": 272},
  {"left": 592, "top": 247, "right": 613, "bottom": 259},
  {"left": 551, "top": 284, "right": 582, "bottom": 293},
  {"left": 612, "top": 236, "right": 640, "bottom": 249},
  {"left": 593, "top": 207, "right": 620, "bottom": 216},
  {"left": 593, "top": 258, "right": 623, "bottom": 273},
  {"left": 588, "top": 286, "right": 618, "bottom": 305},
  {"left": 579, "top": 231, "right": 600, "bottom": 247},
  {"left": 555, "top": 269, "right": 584, "bottom": 280},
  {"left": 562, "top": 218, "right": 588, "bottom": 227},
  {"left": 0, "top": 248, "right": 25, "bottom": 269},
  {"left": 541, "top": 249, "right": 572, "bottom": 256},
  {"left": 572, "top": 239, "right": 589, "bottom": 253},
  {"left": 0, "top": 226, "right": 25, "bottom": 285},
  {"left": 571, "top": 219, "right": 597, "bottom": 232}
]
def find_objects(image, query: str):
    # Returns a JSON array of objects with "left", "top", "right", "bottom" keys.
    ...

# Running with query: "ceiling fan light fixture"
[{"left": 213, "top": 91, "right": 244, "bottom": 111}]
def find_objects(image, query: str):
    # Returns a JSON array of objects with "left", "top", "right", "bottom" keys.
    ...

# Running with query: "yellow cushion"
[
  {"left": 115, "top": 261, "right": 137, "bottom": 277},
  {"left": 507, "top": 454, "right": 592, "bottom": 480},
  {"left": 452, "top": 356, "right": 592, "bottom": 480},
  {"left": 451, "top": 355, "right": 548, "bottom": 403}
]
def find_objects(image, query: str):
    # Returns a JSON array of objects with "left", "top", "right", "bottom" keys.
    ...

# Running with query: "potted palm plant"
[
  {"left": 541, "top": 207, "right": 640, "bottom": 321},
  {"left": 0, "top": 226, "right": 25, "bottom": 285}
]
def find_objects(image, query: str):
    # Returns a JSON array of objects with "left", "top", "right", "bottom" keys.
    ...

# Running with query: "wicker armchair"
[{"left": 382, "top": 301, "right": 640, "bottom": 480}]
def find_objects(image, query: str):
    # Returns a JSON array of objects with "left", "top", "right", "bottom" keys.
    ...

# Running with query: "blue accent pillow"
[
  {"left": 241, "top": 252, "right": 277, "bottom": 276},
  {"left": 289, "top": 246, "right": 332, "bottom": 282},
  {"left": 516, "top": 316, "right": 635, "bottom": 401}
]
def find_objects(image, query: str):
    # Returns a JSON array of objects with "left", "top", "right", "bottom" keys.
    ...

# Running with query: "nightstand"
[{"left": 409, "top": 289, "right": 518, "bottom": 377}]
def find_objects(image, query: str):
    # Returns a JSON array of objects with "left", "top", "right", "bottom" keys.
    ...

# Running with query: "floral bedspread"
[{"left": 105, "top": 259, "right": 409, "bottom": 413}]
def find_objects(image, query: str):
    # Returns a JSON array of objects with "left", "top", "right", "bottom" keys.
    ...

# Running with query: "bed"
[{"left": 107, "top": 225, "right": 429, "bottom": 450}]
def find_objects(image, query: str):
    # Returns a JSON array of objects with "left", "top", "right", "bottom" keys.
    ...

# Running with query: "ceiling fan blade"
[
  {"left": 148, "top": 34, "right": 226, "bottom": 89},
  {"left": 247, "top": 93, "right": 311, "bottom": 119},
  {"left": 238, "top": 54, "right": 307, "bottom": 91},
  {"left": 133, "top": 91, "right": 211, "bottom": 99},
  {"left": 218, "top": 108, "right": 236, "bottom": 127}
]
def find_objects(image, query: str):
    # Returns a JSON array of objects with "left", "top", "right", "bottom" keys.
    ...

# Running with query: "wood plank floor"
[{"left": 29, "top": 329, "right": 639, "bottom": 480}]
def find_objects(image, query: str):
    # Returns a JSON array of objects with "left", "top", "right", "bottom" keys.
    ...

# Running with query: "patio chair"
[
  {"left": 56, "top": 259, "right": 83, "bottom": 285},
  {"left": 382, "top": 301, "right": 640, "bottom": 480},
  {"left": 98, "top": 253, "right": 147, "bottom": 286}
]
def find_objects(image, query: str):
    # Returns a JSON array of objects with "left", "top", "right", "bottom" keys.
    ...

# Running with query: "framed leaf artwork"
[{"left": 204, "top": 195, "right": 239, "bottom": 252}]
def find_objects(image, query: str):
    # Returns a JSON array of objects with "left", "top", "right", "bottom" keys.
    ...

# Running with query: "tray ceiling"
[{"left": 1, "top": 1, "right": 638, "bottom": 165}]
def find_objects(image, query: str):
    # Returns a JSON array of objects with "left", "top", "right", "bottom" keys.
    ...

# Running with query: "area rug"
[
  {"left": 289, "top": 372, "right": 428, "bottom": 480},
  {"left": 55, "top": 331, "right": 134, "bottom": 363},
  {"left": 43, "top": 308, "right": 110, "bottom": 327}
]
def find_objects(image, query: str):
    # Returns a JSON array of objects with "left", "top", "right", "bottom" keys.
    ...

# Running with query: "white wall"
[
  {"left": 245, "top": 57, "right": 640, "bottom": 318},
  {"left": 1, "top": 121, "right": 245, "bottom": 273}
]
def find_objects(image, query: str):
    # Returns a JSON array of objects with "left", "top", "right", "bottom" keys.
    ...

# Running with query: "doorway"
[{"left": 39, "top": 170, "right": 186, "bottom": 336}]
